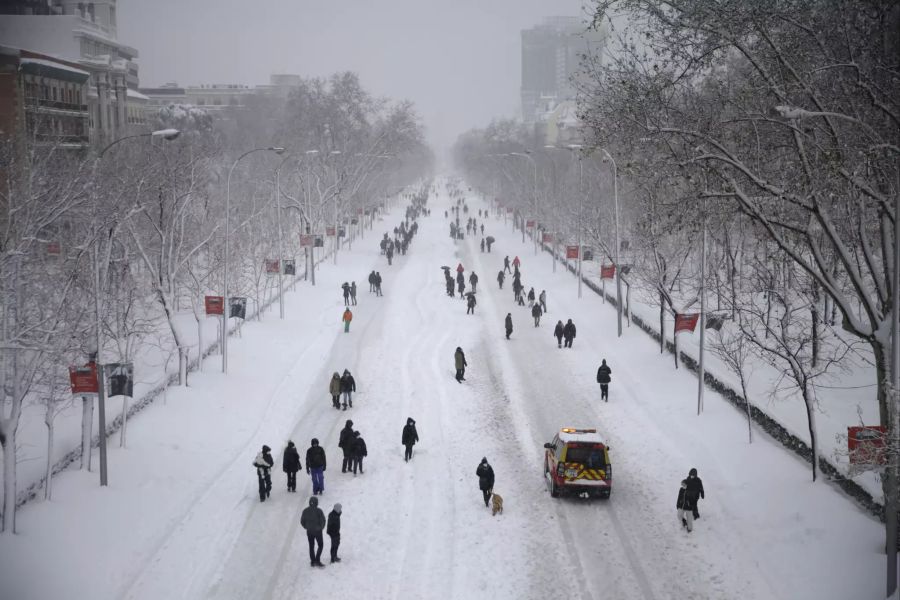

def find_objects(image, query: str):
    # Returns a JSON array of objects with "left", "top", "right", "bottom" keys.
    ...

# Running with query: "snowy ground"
[{"left": 0, "top": 176, "right": 885, "bottom": 600}]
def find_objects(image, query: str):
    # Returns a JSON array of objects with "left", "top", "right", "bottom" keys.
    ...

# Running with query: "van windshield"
[{"left": 565, "top": 446, "right": 606, "bottom": 468}]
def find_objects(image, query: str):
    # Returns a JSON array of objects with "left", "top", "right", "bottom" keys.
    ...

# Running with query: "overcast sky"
[{"left": 119, "top": 0, "right": 590, "bottom": 151}]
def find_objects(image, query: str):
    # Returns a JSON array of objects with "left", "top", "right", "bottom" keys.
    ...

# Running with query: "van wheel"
[
  {"left": 550, "top": 479, "right": 560, "bottom": 498},
  {"left": 600, "top": 490, "right": 611, "bottom": 500}
]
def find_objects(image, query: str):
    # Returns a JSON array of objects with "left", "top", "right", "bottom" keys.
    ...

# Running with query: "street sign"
[
  {"left": 106, "top": 363, "right": 134, "bottom": 397},
  {"left": 283, "top": 259, "right": 296, "bottom": 275},
  {"left": 205, "top": 295, "right": 224, "bottom": 315},
  {"left": 542, "top": 232, "right": 553, "bottom": 243},
  {"left": 674, "top": 313, "right": 700, "bottom": 333},
  {"left": 566, "top": 245, "right": 579, "bottom": 259},
  {"left": 600, "top": 264, "right": 616, "bottom": 279},
  {"left": 69, "top": 363, "right": 99, "bottom": 395},
  {"left": 326, "top": 226, "right": 336, "bottom": 236},
  {"left": 265, "top": 259, "right": 280, "bottom": 274},
  {"left": 300, "top": 234, "right": 314, "bottom": 247},
  {"left": 525, "top": 219, "right": 535, "bottom": 228}
]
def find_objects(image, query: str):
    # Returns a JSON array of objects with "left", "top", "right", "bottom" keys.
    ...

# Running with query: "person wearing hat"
[
  {"left": 282, "top": 441, "right": 301, "bottom": 492},
  {"left": 306, "top": 438, "right": 327, "bottom": 495},
  {"left": 685, "top": 468, "right": 705, "bottom": 519},
  {"left": 350, "top": 431, "right": 368, "bottom": 475},
  {"left": 340, "top": 369, "right": 356, "bottom": 410},
  {"left": 327, "top": 503, "right": 342, "bottom": 563},
  {"left": 505, "top": 313, "right": 513, "bottom": 340},
  {"left": 475, "top": 457, "right": 495, "bottom": 507},
  {"left": 300, "top": 496, "right": 327, "bottom": 567},
  {"left": 342, "top": 308, "right": 353, "bottom": 332},
  {"left": 329, "top": 372, "right": 342, "bottom": 410},
  {"left": 596, "top": 359, "right": 612, "bottom": 402},
  {"left": 253, "top": 445, "right": 274, "bottom": 502},
  {"left": 454, "top": 347, "right": 467, "bottom": 382},
  {"left": 402, "top": 417, "right": 419, "bottom": 462},
  {"left": 339, "top": 420, "right": 355, "bottom": 473}
]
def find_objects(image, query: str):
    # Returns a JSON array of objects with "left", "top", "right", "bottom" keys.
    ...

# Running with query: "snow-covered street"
[{"left": 0, "top": 179, "right": 884, "bottom": 600}]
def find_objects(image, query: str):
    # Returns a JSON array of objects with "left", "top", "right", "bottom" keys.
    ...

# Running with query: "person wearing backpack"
[{"left": 596, "top": 359, "right": 612, "bottom": 402}]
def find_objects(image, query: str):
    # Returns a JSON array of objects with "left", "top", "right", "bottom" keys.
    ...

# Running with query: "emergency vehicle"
[{"left": 543, "top": 427, "right": 612, "bottom": 499}]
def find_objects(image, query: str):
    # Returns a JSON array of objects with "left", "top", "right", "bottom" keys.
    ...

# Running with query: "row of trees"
[
  {"left": 455, "top": 0, "right": 897, "bottom": 506},
  {"left": 0, "top": 72, "right": 432, "bottom": 533}
]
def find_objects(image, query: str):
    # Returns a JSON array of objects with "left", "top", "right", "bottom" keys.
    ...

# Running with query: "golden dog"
[{"left": 491, "top": 492, "right": 504, "bottom": 516}]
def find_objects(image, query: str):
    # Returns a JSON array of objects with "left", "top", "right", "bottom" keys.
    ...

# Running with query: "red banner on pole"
[
  {"left": 46, "top": 241, "right": 61, "bottom": 256},
  {"left": 205, "top": 295, "right": 224, "bottom": 315},
  {"left": 525, "top": 219, "right": 535, "bottom": 229},
  {"left": 600, "top": 264, "right": 616, "bottom": 279},
  {"left": 357, "top": 207, "right": 364, "bottom": 215},
  {"left": 506, "top": 207, "right": 513, "bottom": 213},
  {"left": 674, "top": 313, "right": 700, "bottom": 333},
  {"left": 566, "top": 245, "right": 579, "bottom": 259},
  {"left": 69, "top": 363, "right": 99, "bottom": 395},
  {"left": 300, "top": 234, "right": 314, "bottom": 247},
  {"left": 326, "top": 226, "right": 336, "bottom": 237},
  {"left": 265, "top": 259, "right": 280, "bottom": 274},
  {"left": 849, "top": 426, "right": 887, "bottom": 465},
  {"left": 542, "top": 232, "right": 553, "bottom": 243}
]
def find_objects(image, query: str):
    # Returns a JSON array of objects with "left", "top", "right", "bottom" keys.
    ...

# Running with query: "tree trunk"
[
  {"left": 81, "top": 396, "right": 93, "bottom": 470},
  {"left": 658, "top": 291, "right": 666, "bottom": 354},
  {"left": 1, "top": 424, "right": 16, "bottom": 533},
  {"left": 801, "top": 382, "right": 819, "bottom": 482},
  {"left": 196, "top": 313, "right": 203, "bottom": 374},
  {"left": 44, "top": 416, "right": 54, "bottom": 501},
  {"left": 158, "top": 290, "right": 186, "bottom": 386}
]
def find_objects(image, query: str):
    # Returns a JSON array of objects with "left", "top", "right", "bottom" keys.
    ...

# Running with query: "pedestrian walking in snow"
[
  {"left": 504, "top": 256, "right": 511, "bottom": 274},
  {"left": 327, "top": 503, "right": 342, "bottom": 563},
  {"left": 539, "top": 290, "right": 547, "bottom": 313},
  {"left": 466, "top": 292, "right": 476, "bottom": 314},
  {"left": 342, "top": 308, "right": 353, "bottom": 333},
  {"left": 329, "top": 372, "right": 342, "bottom": 409},
  {"left": 676, "top": 480, "right": 696, "bottom": 532},
  {"left": 375, "top": 272, "right": 383, "bottom": 296},
  {"left": 505, "top": 313, "right": 513, "bottom": 340},
  {"left": 497, "top": 270, "right": 505, "bottom": 289},
  {"left": 563, "top": 319, "right": 576, "bottom": 348},
  {"left": 527, "top": 287, "right": 535, "bottom": 307},
  {"left": 402, "top": 417, "right": 419, "bottom": 462},
  {"left": 282, "top": 441, "right": 301, "bottom": 492},
  {"left": 368, "top": 270, "right": 376, "bottom": 292},
  {"left": 476, "top": 457, "right": 495, "bottom": 507},
  {"left": 351, "top": 431, "right": 368, "bottom": 474},
  {"left": 454, "top": 347, "right": 467, "bottom": 382},
  {"left": 350, "top": 281, "right": 357, "bottom": 305},
  {"left": 341, "top": 282, "right": 351, "bottom": 306},
  {"left": 480, "top": 238, "right": 485, "bottom": 252},
  {"left": 253, "top": 445, "right": 274, "bottom": 502},
  {"left": 469, "top": 271, "right": 478, "bottom": 293},
  {"left": 553, "top": 320, "right": 564, "bottom": 348},
  {"left": 339, "top": 420, "right": 355, "bottom": 473},
  {"left": 456, "top": 271, "right": 465, "bottom": 297},
  {"left": 306, "top": 438, "right": 327, "bottom": 495},
  {"left": 300, "top": 496, "right": 327, "bottom": 566},
  {"left": 596, "top": 359, "right": 612, "bottom": 402},
  {"left": 685, "top": 468, "right": 705, "bottom": 519},
  {"left": 531, "top": 302, "right": 542, "bottom": 327},
  {"left": 340, "top": 369, "right": 356, "bottom": 410},
  {"left": 512, "top": 256, "right": 521, "bottom": 270}
]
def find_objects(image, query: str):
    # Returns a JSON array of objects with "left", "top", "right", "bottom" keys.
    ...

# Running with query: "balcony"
[{"left": 24, "top": 97, "right": 89, "bottom": 113}]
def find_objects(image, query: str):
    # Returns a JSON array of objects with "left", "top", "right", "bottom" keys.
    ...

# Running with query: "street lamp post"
[
  {"left": 92, "top": 128, "right": 180, "bottom": 487},
  {"left": 329, "top": 150, "right": 342, "bottom": 265},
  {"left": 273, "top": 155, "right": 295, "bottom": 320},
  {"left": 601, "top": 149, "right": 623, "bottom": 337},
  {"left": 510, "top": 152, "right": 538, "bottom": 255},
  {"left": 223, "top": 146, "right": 285, "bottom": 374}
]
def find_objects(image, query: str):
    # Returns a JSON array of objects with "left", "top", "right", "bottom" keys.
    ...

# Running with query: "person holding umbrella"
[{"left": 486, "top": 236, "right": 494, "bottom": 252}]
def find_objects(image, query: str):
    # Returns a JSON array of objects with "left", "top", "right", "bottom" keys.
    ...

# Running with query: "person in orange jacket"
[{"left": 342, "top": 308, "right": 353, "bottom": 332}]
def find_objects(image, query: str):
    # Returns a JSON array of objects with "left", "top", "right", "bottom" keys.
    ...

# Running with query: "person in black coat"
[
  {"left": 340, "top": 369, "right": 356, "bottom": 410},
  {"left": 253, "top": 445, "right": 274, "bottom": 502},
  {"left": 341, "top": 282, "right": 351, "bottom": 306},
  {"left": 563, "top": 319, "right": 577, "bottom": 348},
  {"left": 596, "top": 359, "right": 612, "bottom": 402},
  {"left": 339, "top": 420, "right": 355, "bottom": 473},
  {"left": 282, "top": 441, "right": 301, "bottom": 492},
  {"left": 469, "top": 271, "right": 478, "bottom": 293},
  {"left": 466, "top": 293, "right": 476, "bottom": 314},
  {"left": 505, "top": 313, "right": 513, "bottom": 340},
  {"left": 402, "top": 417, "right": 419, "bottom": 462},
  {"left": 306, "top": 438, "right": 327, "bottom": 495},
  {"left": 676, "top": 479, "right": 696, "bottom": 532},
  {"left": 300, "top": 496, "right": 327, "bottom": 567},
  {"left": 497, "top": 270, "right": 505, "bottom": 289},
  {"left": 351, "top": 431, "right": 368, "bottom": 475},
  {"left": 531, "top": 302, "right": 542, "bottom": 327},
  {"left": 685, "top": 468, "right": 705, "bottom": 519},
  {"left": 553, "top": 320, "right": 564, "bottom": 348},
  {"left": 327, "top": 503, "right": 342, "bottom": 563},
  {"left": 476, "top": 457, "right": 495, "bottom": 507}
]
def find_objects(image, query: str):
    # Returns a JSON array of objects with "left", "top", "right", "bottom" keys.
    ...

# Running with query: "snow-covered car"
[{"left": 543, "top": 427, "right": 611, "bottom": 499}]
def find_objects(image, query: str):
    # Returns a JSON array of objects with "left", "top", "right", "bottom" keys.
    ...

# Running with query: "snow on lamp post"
[
  {"left": 600, "top": 148, "right": 623, "bottom": 338},
  {"left": 223, "top": 147, "right": 285, "bottom": 374}
]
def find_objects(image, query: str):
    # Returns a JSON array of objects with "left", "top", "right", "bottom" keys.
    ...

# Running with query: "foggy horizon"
[{"left": 120, "top": 0, "right": 590, "bottom": 151}]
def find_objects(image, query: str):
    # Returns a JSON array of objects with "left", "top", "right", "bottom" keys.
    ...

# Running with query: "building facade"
[
  {"left": 520, "top": 16, "right": 605, "bottom": 124},
  {"left": 0, "top": 0, "right": 141, "bottom": 146},
  {"left": 0, "top": 44, "right": 90, "bottom": 150}
]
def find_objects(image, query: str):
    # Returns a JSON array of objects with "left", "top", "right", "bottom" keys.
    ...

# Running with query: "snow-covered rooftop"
[
  {"left": 557, "top": 427, "right": 606, "bottom": 445},
  {"left": 20, "top": 57, "right": 90, "bottom": 78}
]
